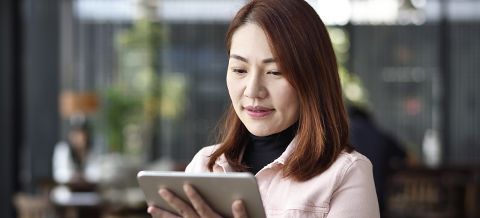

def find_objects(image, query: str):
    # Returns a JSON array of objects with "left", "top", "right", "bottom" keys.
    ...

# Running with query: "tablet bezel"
[{"left": 137, "top": 171, "right": 266, "bottom": 218}]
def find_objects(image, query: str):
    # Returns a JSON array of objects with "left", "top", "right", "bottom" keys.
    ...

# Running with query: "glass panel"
[{"left": 59, "top": 0, "right": 244, "bottom": 170}]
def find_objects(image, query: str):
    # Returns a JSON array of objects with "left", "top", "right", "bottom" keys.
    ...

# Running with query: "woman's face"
[{"left": 227, "top": 23, "right": 299, "bottom": 136}]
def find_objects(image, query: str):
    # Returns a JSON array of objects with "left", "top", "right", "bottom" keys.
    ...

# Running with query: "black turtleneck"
[{"left": 242, "top": 123, "right": 298, "bottom": 174}]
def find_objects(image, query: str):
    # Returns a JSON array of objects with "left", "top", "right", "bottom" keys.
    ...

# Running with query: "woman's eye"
[
  {"left": 232, "top": 68, "right": 247, "bottom": 74},
  {"left": 267, "top": 71, "right": 282, "bottom": 76}
]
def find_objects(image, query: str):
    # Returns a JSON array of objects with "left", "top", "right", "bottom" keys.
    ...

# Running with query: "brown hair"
[{"left": 208, "top": 0, "right": 353, "bottom": 181}]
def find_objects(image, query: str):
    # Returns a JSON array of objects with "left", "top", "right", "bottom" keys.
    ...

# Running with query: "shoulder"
[
  {"left": 260, "top": 150, "right": 378, "bottom": 217},
  {"left": 193, "top": 145, "right": 218, "bottom": 159},
  {"left": 332, "top": 150, "right": 373, "bottom": 179},
  {"left": 305, "top": 150, "right": 373, "bottom": 190},
  {"left": 292, "top": 150, "right": 373, "bottom": 189},
  {"left": 184, "top": 145, "right": 218, "bottom": 173},
  {"left": 323, "top": 151, "right": 380, "bottom": 217},
  {"left": 337, "top": 150, "right": 373, "bottom": 168}
]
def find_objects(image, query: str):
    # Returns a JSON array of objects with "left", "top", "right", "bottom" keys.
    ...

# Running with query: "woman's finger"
[
  {"left": 159, "top": 188, "right": 199, "bottom": 218},
  {"left": 183, "top": 184, "right": 221, "bottom": 218},
  {"left": 147, "top": 206, "right": 180, "bottom": 218},
  {"left": 232, "top": 200, "right": 248, "bottom": 218}
]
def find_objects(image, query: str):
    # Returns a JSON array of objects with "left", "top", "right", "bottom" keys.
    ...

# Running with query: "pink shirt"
[{"left": 185, "top": 138, "right": 380, "bottom": 218}]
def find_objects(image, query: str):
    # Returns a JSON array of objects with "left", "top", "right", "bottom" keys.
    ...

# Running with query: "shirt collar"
[
  {"left": 214, "top": 145, "right": 230, "bottom": 172},
  {"left": 214, "top": 136, "right": 298, "bottom": 169},
  {"left": 272, "top": 136, "right": 297, "bottom": 165}
]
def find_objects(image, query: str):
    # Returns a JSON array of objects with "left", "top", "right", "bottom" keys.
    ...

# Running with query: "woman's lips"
[{"left": 244, "top": 106, "right": 274, "bottom": 118}]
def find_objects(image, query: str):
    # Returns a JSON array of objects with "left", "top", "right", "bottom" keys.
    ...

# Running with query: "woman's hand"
[{"left": 147, "top": 184, "right": 248, "bottom": 218}]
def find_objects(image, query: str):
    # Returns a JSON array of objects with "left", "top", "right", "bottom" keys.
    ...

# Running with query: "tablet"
[{"left": 137, "top": 171, "right": 266, "bottom": 218}]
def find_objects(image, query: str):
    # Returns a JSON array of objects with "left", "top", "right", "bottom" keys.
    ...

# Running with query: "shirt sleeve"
[{"left": 326, "top": 158, "right": 380, "bottom": 218}]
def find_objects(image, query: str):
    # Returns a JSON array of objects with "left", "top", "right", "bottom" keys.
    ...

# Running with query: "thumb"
[{"left": 232, "top": 200, "right": 247, "bottom": 218}]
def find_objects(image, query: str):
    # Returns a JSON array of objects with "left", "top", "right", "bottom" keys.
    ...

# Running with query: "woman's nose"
[{"left": 243, "top": 74, "right": 267, "bottom": 99}]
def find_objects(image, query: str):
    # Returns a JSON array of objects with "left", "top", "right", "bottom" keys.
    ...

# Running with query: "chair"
[{"left": 13, "top": 193, "right": 54, "bottom": 218}]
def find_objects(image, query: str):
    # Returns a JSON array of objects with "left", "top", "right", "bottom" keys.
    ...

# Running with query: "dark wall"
[
  {"left": 1, "top": 0, "right": 66, "bottom": 215},
  {"left": 20, "top": 0, "right": 60, "bottom": 190},
  {"left": 448, "top": 23, "right": 480, "bottom": 164},
  {"left": 1, "top": 0, "right": 20, "bottom": 216}
]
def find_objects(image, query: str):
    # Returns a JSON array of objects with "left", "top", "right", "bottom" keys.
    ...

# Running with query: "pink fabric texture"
[{"left": 185, "top": 138, "right": 380, "bottom": 218}]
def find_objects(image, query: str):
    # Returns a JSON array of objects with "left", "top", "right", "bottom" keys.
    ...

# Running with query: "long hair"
[{"left": 208, "top": 0, "right": 353, "bottom": 181}]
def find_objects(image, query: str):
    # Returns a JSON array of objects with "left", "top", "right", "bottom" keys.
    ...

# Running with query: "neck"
[
  {"left": 248, "top": 122, "right": 298, "bottom": 144},
  {"left": 242, "top": 122, "right": 298, "bottom": 174}
]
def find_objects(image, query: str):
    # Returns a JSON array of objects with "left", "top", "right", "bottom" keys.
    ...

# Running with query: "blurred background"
[{"left": 1, "top": 0, "right": 479, "bottom": 217}]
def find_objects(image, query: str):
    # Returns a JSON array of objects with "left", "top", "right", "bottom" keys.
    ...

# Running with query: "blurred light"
[
  {"left": 411, "top": 0, "right": 427, "bottom": 9},
  {"left": 74, "top": 0, "right": 480, "bottom": 24},
  {"left": 313, "top": 0, "right": 351, "bottom": 26},
  {"left": 351, "top": 0, "right": 399, "bottom": 25},
  {"left": 75, "top": 0, "right": 246, "bottom": 22},
  {"left": 161, "top": 0, "right": 245, "bottom": 22},
  {"left": 345, "top": 83, "right": 364, "bottom": 103},
  {"left": 75, "top": 0, "right": 132, "bottom": 21},
  {"left": 328, "top": 28, "right": 349, "bottom": 53},
  {"left": 51, "top": 185, "right": 71, "bottom": 204},
  {"left": 404, "top": 97, "right": 422, "bottom": 116},
  {"left": 411, "top": 12, "right": 427, "bottom": 25}
]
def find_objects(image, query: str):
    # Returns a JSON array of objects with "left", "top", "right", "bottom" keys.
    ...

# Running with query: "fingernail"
[
  {"left": 147, "top": 207, "right": 153, "bottom": 213},
  {"left": 234, "top": 200, "right": 244, "bottom": 210},
  {"left": 183, "top": 184, "right": 191, "bottom": 192},
  {"left": 159, "top": 189, "right": 169, "bottom": 197}
]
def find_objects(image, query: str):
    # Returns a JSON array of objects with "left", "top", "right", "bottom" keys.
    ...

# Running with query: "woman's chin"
[{"left": 244, "top": 124, "right": 277, "bottom": 137}]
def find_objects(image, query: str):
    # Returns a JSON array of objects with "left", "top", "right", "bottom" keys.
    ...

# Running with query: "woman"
[
  {"left": 53, "top": 115, "right": 96, "bottom": 185},
  {"left": 149, "top": 0, "right": 379, "bottom": 217}
]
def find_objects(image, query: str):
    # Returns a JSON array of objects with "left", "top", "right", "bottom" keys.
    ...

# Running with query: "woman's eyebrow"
[
  {"left": 230, "top": 54, "right": 248, "bottom": 63},
  {"left": 262, "top": 58, "right": 276, "bottom": 64},
  {"left": 230, "top": 54, "right": 276, "bottom": 64}
]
